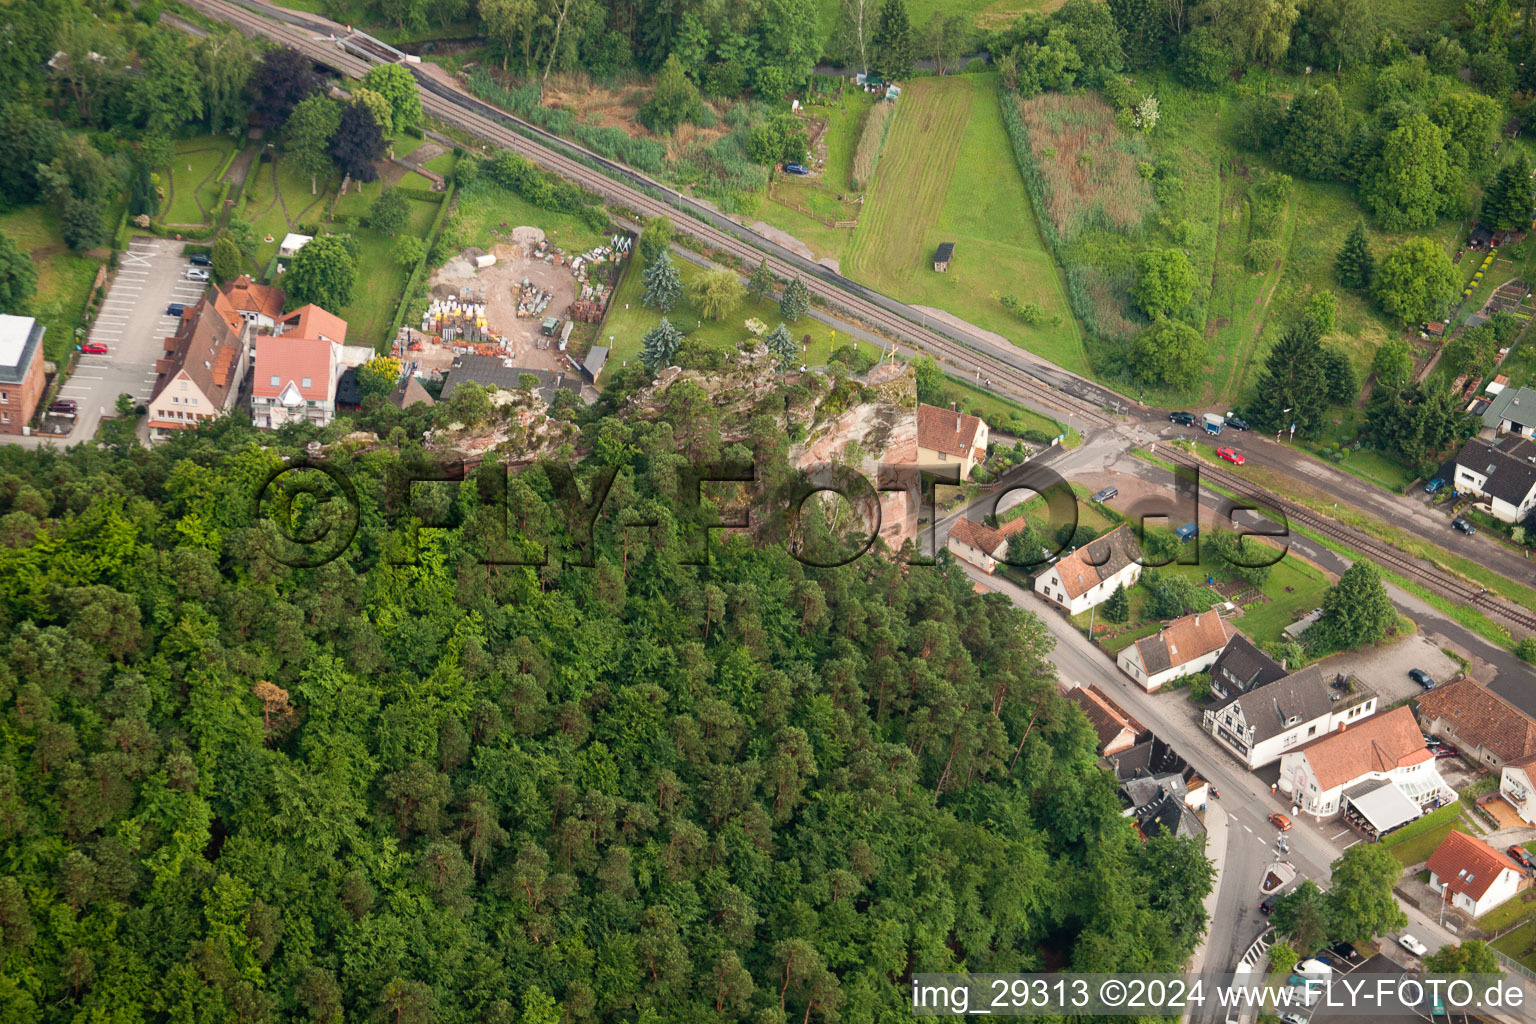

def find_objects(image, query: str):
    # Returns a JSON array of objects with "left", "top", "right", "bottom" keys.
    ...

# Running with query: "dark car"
[
  {"left": 1329, "top": 941, "right": 1361, "bottom": 962},
  {"left": 1224, "top": 412, "right": 1251, "bottom": 431},
  {"left": 1434, "top": 746, "right": 1459, "bottom": 759},
  {"left": 1091, "top": 486, "right": 1118, "bottom": 503},
  {"left": 47, "top": 399, "right": 77, "bottom": 417},
  {"left": 166, "top": 303, "right": 186, "bottom": 317},
  {"left": 1169, "top": 411, "right": 1196, "bottom": 426},
  {"left": 1409, "top": 668, "right": 1435, "bottom": 689},
  {"left": 1452, "top": 517, "right": 1476, "bottom": 534},
  {"left": 1425, "top": 477, "right": 1446, "bottom": 494},
  {"left": 783, "top": 163, "right": 810, "bottom": 175},
  {"left": 1259, "top": 897, "right": 1275, "bottom": 915},
  {"left": 189, "top": 253, "right": 212, "bottom": 266}
]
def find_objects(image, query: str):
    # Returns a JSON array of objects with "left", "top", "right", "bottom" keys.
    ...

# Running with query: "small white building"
[
  {"left": 1033, "top": 524, "right": 1142, "bottom": 615},
  {"left": 946, "top": 515, "right": 1028, "bottom": 575},
  {"left": 1118, "top": 610, "right": 1234, "bottom": 692},
  {"left": 1427, "top": 830, "right": 1529, "bottom": 918},
  {"left": 1451, "top": 435, "right": 1536, "bottom": 524},
  {"left": 1203, "top": 661, "right": 1379, "bottom": 769},
  {"left": 1501, "top": 754, "right": 1536, "bottom": 826},
  {"left": 279, "top": 233, "right": 314, "bottom": 258},
  {"left": 1277, "top": 706, "right": 1455, "bottom": 823}
]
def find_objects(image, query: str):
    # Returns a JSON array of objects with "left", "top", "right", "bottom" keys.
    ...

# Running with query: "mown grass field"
[
  {"left": 842, "top": 75, "right": 1083, "bottom": 371},
  {"left": 162, "top": 137, "right": 238, "bottom": 226},
  {"left": 0, "top": 205, "right": 102, "bottom": 364}
]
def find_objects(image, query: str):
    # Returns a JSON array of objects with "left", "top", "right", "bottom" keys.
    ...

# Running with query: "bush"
[{"left": 1245, "top": 238, "right": 1282, "bottom": 271}]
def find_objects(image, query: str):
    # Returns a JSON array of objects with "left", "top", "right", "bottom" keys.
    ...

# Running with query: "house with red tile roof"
[
  {"left": 1032, "top": 523, "right": 1142, "bottom": 616},
  {"left": 945, "top": 514, "right": 1037, "bottom": 574},
  {"left": 212, "top": 276, "right": 285, "bottom": 332},
  {"left": 1063, "top": 682, "right": 1146, "bottom": 756},
  {"left": 1501, "top": 752, "right": 1536, "bottom": 826},
  {"left": 1276, "top": 706, "right": 1454, "bottom": 823},
  {"left": 252, "top": 304, "right": 351, "bottom": 430},
  {"left": 1427, "top": 830, "right": 1529, "bottom": 917},
  {"left": 916, "top": 403, "right": 988, "bottom": 479},
  {"left": 1117, "top": 609, "right": 1234, "bottom": 692},
  {"left": 1416, "top": 677, "right": 1536, "bottom": 771},
  {"left": 147, "top": 299, "right": 251, "bottom": 441}
]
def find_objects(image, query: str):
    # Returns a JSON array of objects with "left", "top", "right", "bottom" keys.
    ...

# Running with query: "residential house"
[
  {"left": 1427, "top": 830, "right": 1530, "bottom": 918},
  {"left": 1479, "top": 385, "right": 1536, "bottom": 437},
  {"left": 1033, "top": 523, "right": 1142, "bottom": 615},
  {"left": 1416, "top": 677, "right": 1536, "bottom": 771},
  {"left": 1276, "top": 706, "right": 1455, "bottom": 827},
  {"left": 0, "top": 315, "right": 46, "bottom": 436},
  {"left": 1102, "top": 735, "right": 1209, "bottom": 840},
  {"left": 147, "top": 300, "right": 251, "bottom": 441},
  {"left": 1203, "top": 663, "right": 1378, "bottom": 769},
  {"left": 916, "top": 403, "right": 989, "bottom": 480},
  {"left": 1063, "top": 682, "right": 1146, "bottom": 756},
  {"left": 1118, "top": 610, "right": 1235, "bottom": 692},
  {"left": 390, "top": 376, "right": 436, "bottom": 410},
  {"left": 212, "top": 276, "right": 285, "bottom": 332},
  {"left": 946, "top": 514, "right": 1035, "bottom": 575},
  {"left": 251, "top": 304, "right": 351, "bottom": 430},
  {"left": 1208, "top": 634, "right": 1289, "bottom": 700},
  {"left": 1451, "top": 435, "right": 1536, "bottom": 524},
  {"left": 1501, "top": 753, "right": 1536, "bottom": 826}
]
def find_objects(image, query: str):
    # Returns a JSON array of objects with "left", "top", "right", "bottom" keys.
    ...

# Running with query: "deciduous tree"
[
  {"left": 284, "top": 234, "right": 358, "bottom": 313},
  {"left": 1130, "top": 248, "right": 1196, "bottom": 318},
  {"left": 1374, "top": 237, "right": 1457, "bottom": 326},
  {"left": 687, "top": 268, "right": 744, "bottom": 321},
  {"left": 285, "top": 94, "right": 341, "bottom": 195},
  {"left": 329, "top": 101, "right": 386, "bottom": 186},
  {"left": 1311, "top": 560, "right": 1395, "bottom": 652},
  {"left": 1327, "top": 841, "right": 1408, "bottom": 943},
  {"left": 0, "top": 233, "right": 37, "bottom": 311},
  {"left": 1128, "top": 315, "right": 1205, "bottom": 390},
  {"left": 251, "top": 46, "right": 321, "bottom": 128}
]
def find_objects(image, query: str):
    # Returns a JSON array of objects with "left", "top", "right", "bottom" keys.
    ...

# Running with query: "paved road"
[{"left": 54, "top": 237, "right": 205, "bottom": 441}]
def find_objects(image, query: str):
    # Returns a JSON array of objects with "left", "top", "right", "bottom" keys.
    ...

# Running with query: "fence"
[
  {"left": 766, "top": 184, "right": 859, "bottom": 229},
  {"left": 1496, "top": 949, "right": 1536, "bottom": 985}
]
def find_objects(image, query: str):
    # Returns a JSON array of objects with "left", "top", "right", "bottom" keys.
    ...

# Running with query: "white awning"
[{"left": 1343, "top": 778, "right": 1421, "bottom": 833}]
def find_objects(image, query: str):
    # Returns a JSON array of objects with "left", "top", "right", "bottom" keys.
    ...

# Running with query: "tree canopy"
[{"left": 283, "top": 233, "right": 358, "bottom": 313}]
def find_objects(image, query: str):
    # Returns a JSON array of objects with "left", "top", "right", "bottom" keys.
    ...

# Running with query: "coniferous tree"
[
  {"left": 1334, "top": 220, "right": 1375, "bottom": 291},
  {"left": 1103, "top": 583, "right": 1130, "bottom": 623},
  {"left": 765, "top": 322, "right": 798, "bottom": 370},
  {"left": 779, "top": 275, "right": 811, "bottom": 322},
  {"left": 1248, "top": 322, "right": 1329, "bottom": 438},
  {"left": 643, "top": 250, "right": 682, "bottom": 313},
  {"left": 640, "top": 317, "right": 682, "bottom": 369},
  {"left": 747, "top": 258, "right": 775, "bottom": 301},
  {"left": 870, "top": 0, "right": 914, "bottom": 80},
  {"left": 1481, "top": 153, "right": 1536, "bottom": 230}
]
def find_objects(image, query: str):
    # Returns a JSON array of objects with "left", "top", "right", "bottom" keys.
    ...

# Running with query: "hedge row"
[
  {"left": 387, "top": 179, "right": 457, "bottom": 342},
  {"left": 1379, "top": 800, "right": 1463, "bottom": 849},
  {"left": 390, "top": 184, "right": 448, "bottom": 203}
]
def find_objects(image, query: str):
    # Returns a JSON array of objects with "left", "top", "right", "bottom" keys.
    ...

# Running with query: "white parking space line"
[{"left": 1331, "top": 830, "right": 1352, "bottom": 840}]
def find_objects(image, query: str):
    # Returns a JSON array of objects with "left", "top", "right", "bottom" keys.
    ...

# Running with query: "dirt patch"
[{"left": 427, "top": 249, "right": 579, "bottom": 371}]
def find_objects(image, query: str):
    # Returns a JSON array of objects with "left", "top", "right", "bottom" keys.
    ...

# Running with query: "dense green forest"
[{"left": 0, "top": 382, "right": 1212, "bottom": 1022}]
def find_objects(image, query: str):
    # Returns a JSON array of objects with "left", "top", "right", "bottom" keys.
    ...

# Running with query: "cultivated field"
[{"left": 843, "top": 75, "right": 1083, "bottom": 371}]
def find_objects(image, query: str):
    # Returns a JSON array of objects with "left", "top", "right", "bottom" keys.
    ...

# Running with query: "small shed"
[
  {"left": 933, "top": 242, "right": 955, "bottom": 272},
  {"left": 279, "top": 233, "right": 313, "bottom": 258},
  {"left": 582, "top": 344, "right": 610, "bottom": 383}
]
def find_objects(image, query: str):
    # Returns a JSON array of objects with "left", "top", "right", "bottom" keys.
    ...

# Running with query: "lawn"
[
  {"left": 0, "top": 205, "right": 103, "bottom": 365},
  {"left": 600, "top": 254, "right": 843, "bottom": 373},
  {"left": 843, "top": 75, "right": 1083, "bottom": 372},
  {"left": 1494, "top": 920, "right": 1536, "bottom": 972},
  {"left": 162, "top": 137, "right": 238, "bottom": 227},
  {"left": 759, "top": 87, "right": 873, "bottom": 255},
  {"left": 936, "top": 373, "right": 1069, "bottom": 441},
  {"left": 449, "top": 183, "right": 609, "bottom": 258}
]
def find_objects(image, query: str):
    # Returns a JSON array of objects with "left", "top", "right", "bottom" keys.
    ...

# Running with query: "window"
[
  {"left": 0, "top": 391, "right": 7, "bottom": 404},
  {"left": 1, "top": 413, "right": 8, "bottom": 424},
  {"left": 1307, "top": 725, "right": 1317, "bottom": 736},
  {"left": 172, "top": 396, "right": 178, "bottom": 404},
  {"left": 179, "top": 380, "right": 188, "bottom": 390},
  {"left": 270, "top": 375, "right": 281, "bottom": 387},
  {"left": 301, "top": 377, "right": 312, "bottom": 389}
]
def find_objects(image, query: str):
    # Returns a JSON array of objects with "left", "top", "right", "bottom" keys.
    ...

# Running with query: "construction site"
[{"left": 396, "top": 226, "right": 632, "bottom": 379}]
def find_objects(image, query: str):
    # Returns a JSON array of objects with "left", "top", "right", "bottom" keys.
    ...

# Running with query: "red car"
[
  {"left": 80, "top": 341, "right": 108, "bottom": 355},
  {"left": 1217, "top": 446, "right": 1245, "bottom": 465},
  {"left": 1434, "top": 746, "right": 1459, "bottom": 759}
]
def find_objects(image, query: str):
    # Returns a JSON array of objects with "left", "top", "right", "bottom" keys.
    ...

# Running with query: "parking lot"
[
  {"left": 1316, "top": 635, "right": 1462, "bottom": 706},
  {"left": 51, "top": 237, "right": 208, "bottom": 440}
]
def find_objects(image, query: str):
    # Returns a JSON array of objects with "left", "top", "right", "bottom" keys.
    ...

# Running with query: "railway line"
[
  {"left": 1159, "top": 446, "right": 1536, "bottom": 636},
  {"left": 182, "top": 0, "right": 1118, "bottom": 428}
]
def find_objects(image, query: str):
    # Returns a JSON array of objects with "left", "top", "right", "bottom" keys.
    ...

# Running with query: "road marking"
[
  {"left": 1343, "top": 838, "right": 1361, "bottom": 849},
  {"left": 1331, "top": 830, "right": 1352, "bottom": 840}
]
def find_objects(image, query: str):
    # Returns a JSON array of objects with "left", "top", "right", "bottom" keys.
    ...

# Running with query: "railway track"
[
  {"left": 1159, "top": 446, "right": 1536, "bottom": 636},
  {"left": 182, "top": 0, "right": 1118, "bottom": 428}
]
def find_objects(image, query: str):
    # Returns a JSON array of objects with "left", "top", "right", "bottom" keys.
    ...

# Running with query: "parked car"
[
  {"left": 46, "top": 399, "right": 77, "bottom": 417},
  {"left": 1452, "top": 517, "right": 1476, "bottom": 534},
  {"left": 1510, "top": 844, "right": 1532, "bottom": 868},
  {"left": 1091, "top": 486, "right": 1118, "bottom": 503},
  {"left": 1217, "top": 446, "right": 1246, "bottom": 465},
  {"left": 783, "top": 163, "right": 810, "bottom": 175},
  {"left": 1269, "top": 812, "right": 1292, "bottom": 831},
  {"left": 1409, "top": 668, "right": 1435, "bottom": 689},
  {"left": 1425, "top": 477, "right": 1446, "bottom": 494},
  {"left": 185, "top": 268, "right": 210, "bottom": 281},
  {"left": 1280, "top": 1014, "right": 1308, "bottom": 1024},
  {"left": 166, "top": 303, "right": 186, "bottom": 317},
  {"left": 189, "top": 253, "right": 212, "bottom": 267},
  {"left": 1169, "top": 411, "right": 1196, "bottom": 426},
  {"left": 80, "top": 341, "right": 108, "bottom": 355},
  {"left": 1399, "top": 934, "right": 1428, "bottom": 957},
  {"left": 1328, "top": 941, "right": 1361, "bottom": 962},
  {"left": 1433, "top": 746, "right": 1459, "bottom": 759},
  {"left": 1259, "top": 897, "right": 1274, "bottom": 915},
  {"left": 1225, "top": 412, "right": 1252, "bottom": 431}
]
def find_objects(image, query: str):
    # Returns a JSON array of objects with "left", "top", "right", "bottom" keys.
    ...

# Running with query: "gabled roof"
[
  {"left": 934, "top": 242, "right": 955, "bottom": 261},
  {"left": 1428, "top": 830, "right": 1525, "bottom": 901},
  {"left": 1416, "top": 677, "right": 1536, "bottom": 763},
  {"left": 150, "top": 298, "right": 245, "bottom": 411},
  {"left": 917, "top": 403, "right": 984, "bottom": 458},
  {"left": 947, "top": 513, "right": 1034, "bottom": 558},
  {"left": 1051, "top": 523, "right": 1139, "bottom": 599},
  {"left": 1132, "top": 610, "right": 1234, "bottom": 676},
  {"left": 1290, "top": 705, "right": 1432, "bottom": 792},
  {"left": 1454, "top": 435, "right": 1536, "bottom": 507},
  {"left": 443, "top": 354, "right": 583, "bottom": 405},
  {"left": 1212, "top": 665, "right": 1366, "bottom": 744},
  {"left": 1481, "top": 386, "right": 1536, "bottom": 428},
  {"left": 253, "top": 336, "right": 335, "bottom": 402},
  {"left": 280, "top": 304, "right": 348, "bottom": 344},
  {"left": 1065, "top": 684, "right": 1146, "bottom": 753},
  {"left": 1211, "top": 634, "right": 1289, "bottom": 695},
  {"left": 212, "top": 275, "right": 285, "bottom": 331},
  {"left": 391, "top": 376, "right": 435, "bottom": 409}
]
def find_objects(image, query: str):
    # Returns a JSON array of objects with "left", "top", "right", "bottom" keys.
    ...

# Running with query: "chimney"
[{"left": 1194, "top": 615, "right": 1200, "bottom": 627}]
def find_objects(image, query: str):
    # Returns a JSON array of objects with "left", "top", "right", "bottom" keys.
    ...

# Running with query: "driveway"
[
  {"left": 1316, "top": 636, "right": 1461, "bottom": 706},
  {"left": 55, "top": 237, "right": 208, "bottom": 440}
]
